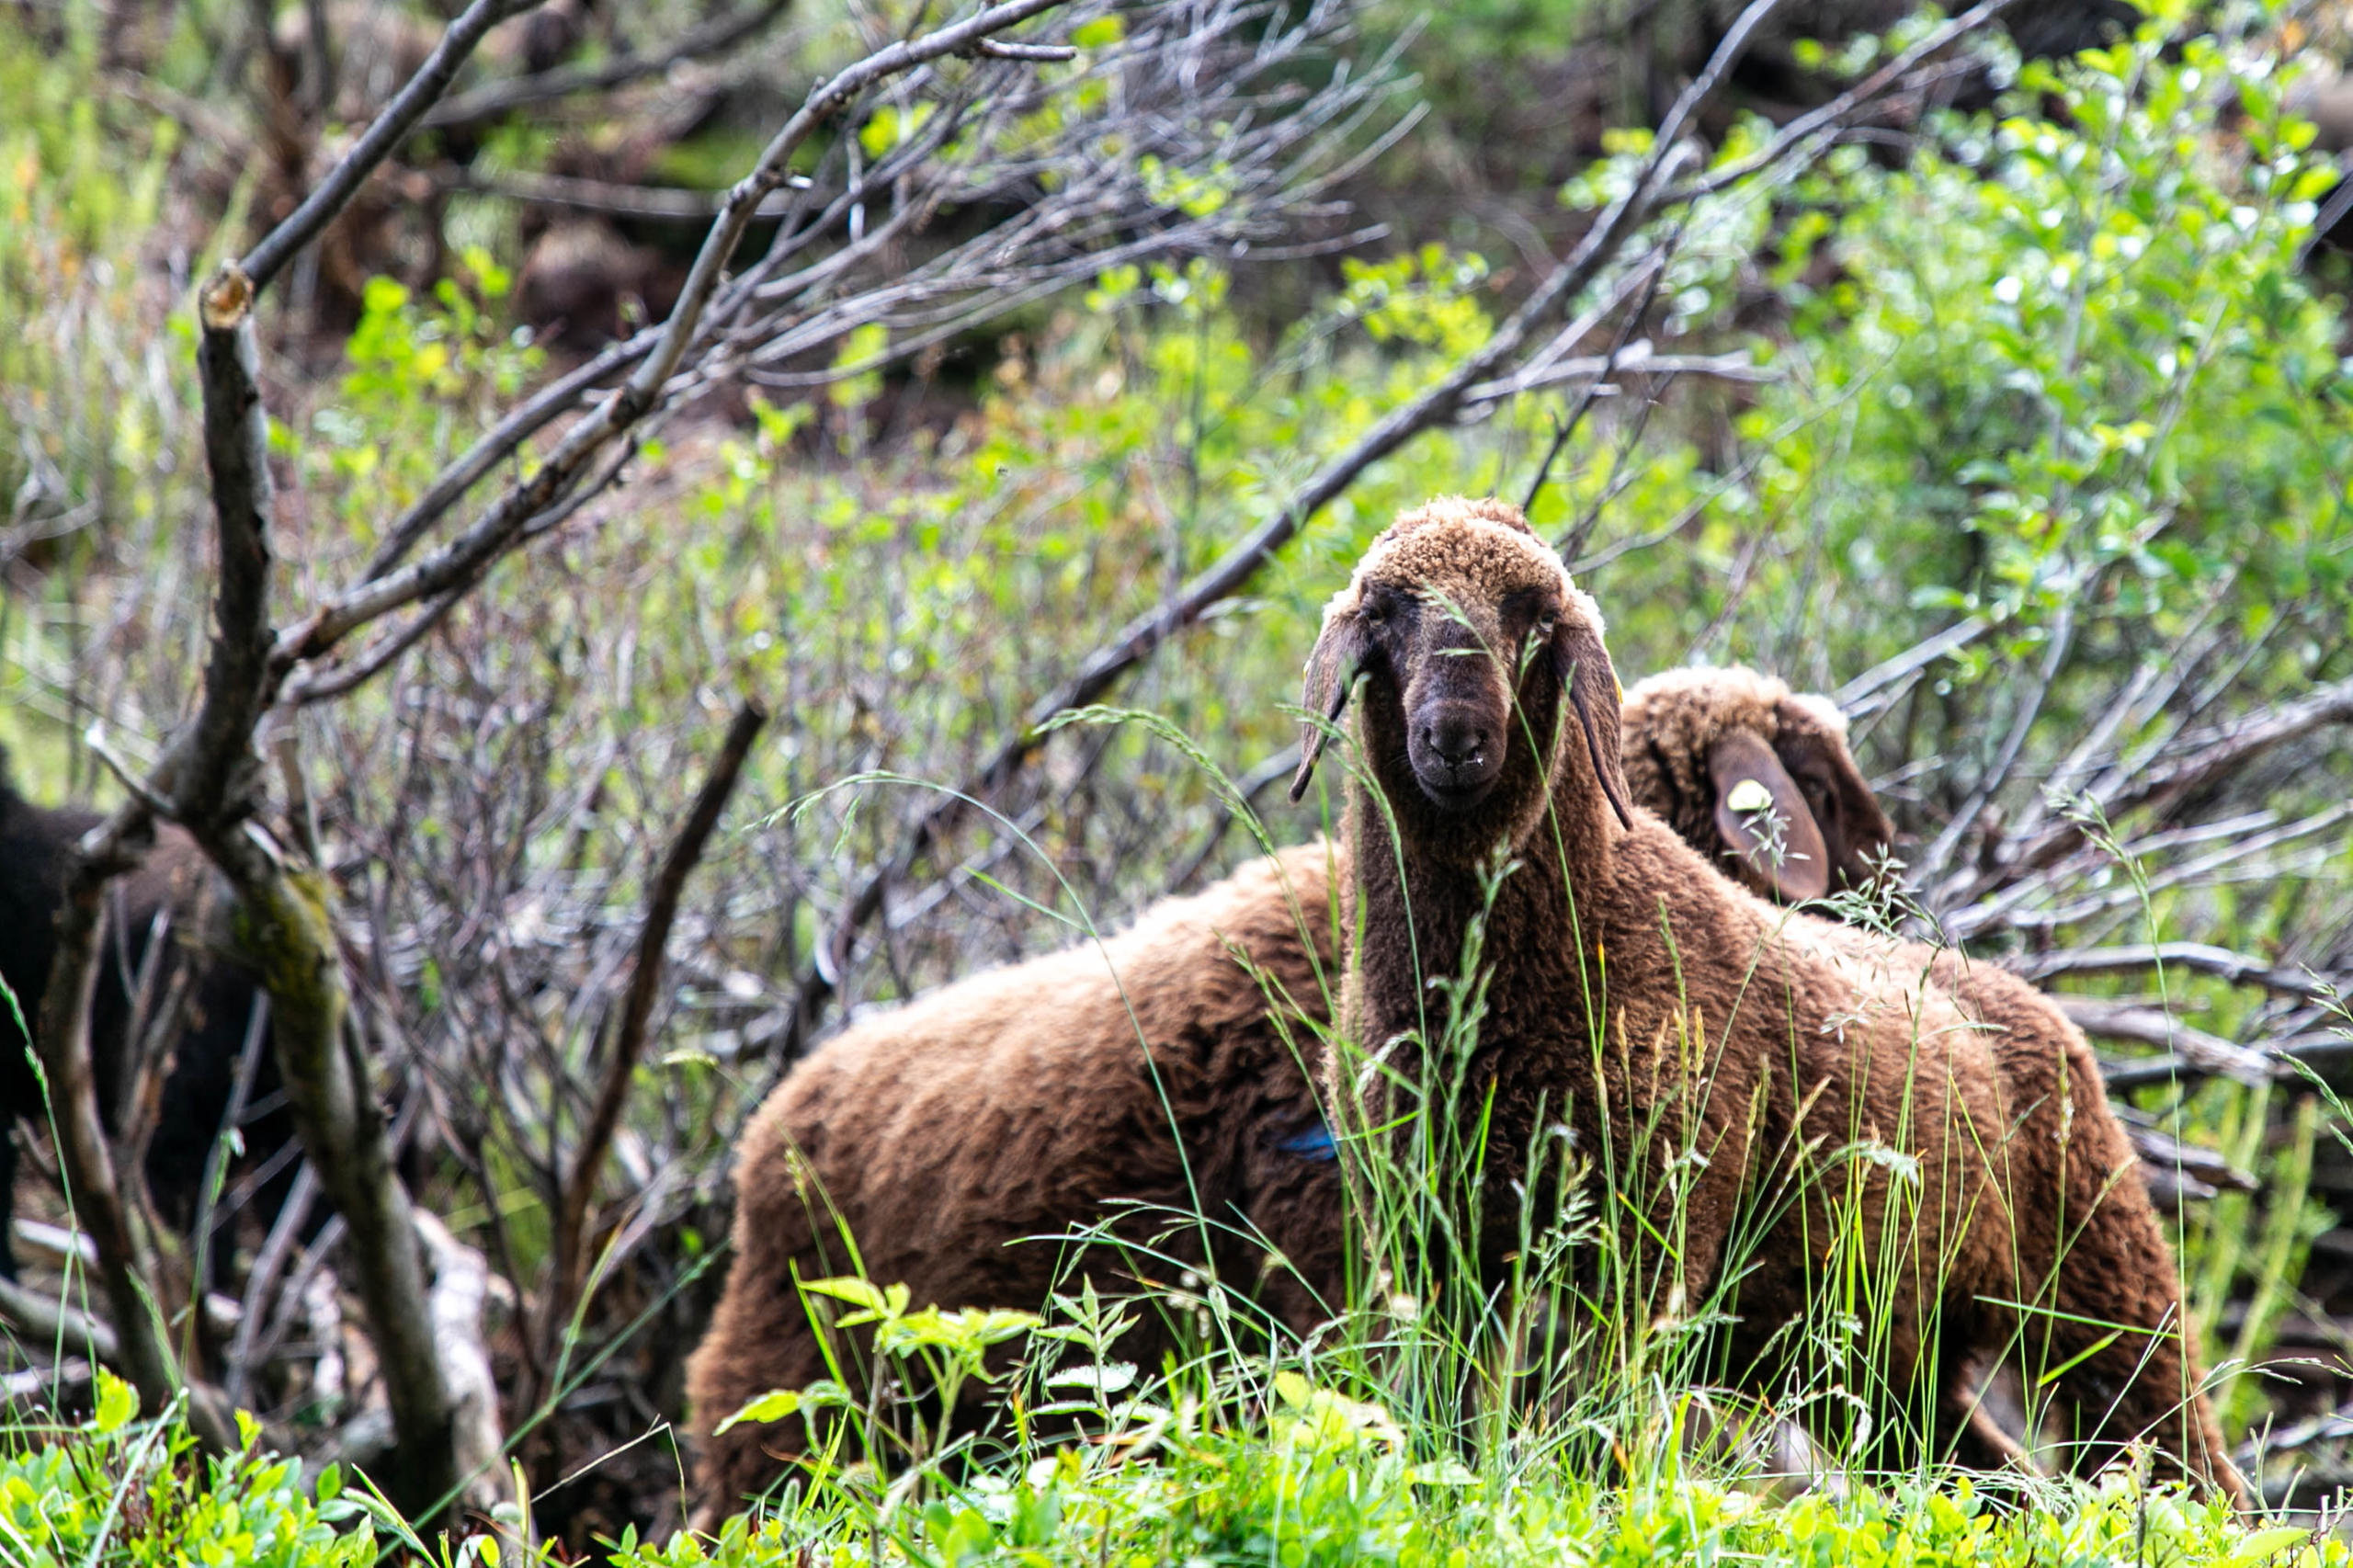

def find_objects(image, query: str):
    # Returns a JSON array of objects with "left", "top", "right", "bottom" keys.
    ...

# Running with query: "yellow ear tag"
[{"left": 1725, "top": 778, "right": 1775, "bottom": 815}]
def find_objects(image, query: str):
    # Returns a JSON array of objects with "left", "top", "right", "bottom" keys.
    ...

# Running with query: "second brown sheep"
[{"left": 685, "top": 665, "right": 1892, "bottom": 1518}]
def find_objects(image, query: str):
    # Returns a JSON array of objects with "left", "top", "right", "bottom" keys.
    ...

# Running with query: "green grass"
[{"left": 3, "top": 1361, "right": 2332, "bottom": 1568}]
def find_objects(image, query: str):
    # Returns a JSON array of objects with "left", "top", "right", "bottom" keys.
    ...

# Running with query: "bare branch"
[
  {"left": 274, "top": 0, "right": 1085, "bottom": 696},
  {"left": 28, "top": 818, "right": 235, "bottom": 1449},
  {"left": 241, "top": 0, "right": 545, "bottom": 294},
  {"left": 1836, "top": 616, "right": 1993, "bottom": 717},
  {"left": 0, "top": 1275, "right": 121, "bottom": 1367},
  {"left": 1916, "top": 597, "right": 2076, "bottom": 890},
  {"left": 1521, "top": 243, "right": 1676, "bottom": 517},
  {"left": 2092, "top": 673, "right": 2353, "bottom": 829},
  {"left": 184, "top": 187, "right": 475, "bottom": 1521},
  {"left": 2059, "top": 997, "right": 2274, "bottom": 1087},
  {"left": 2013, "top": 943, "right": 2342, "bottom": 1003},
  {"left": 552, "top": 702, "right": 767, "bottom": 1315},
  {"left": 427, "top": 165, "right": 813, "bottom": 222},
  {"left": 972, "top": 37, "right": 1079, "bottom": 59},
  {"left": 421, "top": 0, "right": 793, "bottom": 132},
  {"left": 415, "top": 1211, "right": 506, "bottom": 1519},
  {"left": 1669, "top": 0, "right": 2025, "bottom": 205}
]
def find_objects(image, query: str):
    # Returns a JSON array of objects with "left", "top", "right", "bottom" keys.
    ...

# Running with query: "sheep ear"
[
  {"left": 1289, "top": 608, "right": 1367, "bottom": 801},
  {"left": 1709, "top": 728, "right": 1830, "bottom": 902},
  {"left": 1552, "top": 620, "right": 1633, "bottom": 831}
]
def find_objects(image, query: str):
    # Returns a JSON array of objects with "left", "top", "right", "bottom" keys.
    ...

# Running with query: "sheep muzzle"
[{"left": 1405, "top": 689, "right": 1506, "bottom": 810}]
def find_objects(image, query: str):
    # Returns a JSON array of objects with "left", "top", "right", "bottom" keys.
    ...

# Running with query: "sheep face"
[
  {"left": 1290, "top": 497, "right": 1633, "bottom": 857},
  {"left": 1769, "top": 695, "right": 1894, "bottom": 892}
]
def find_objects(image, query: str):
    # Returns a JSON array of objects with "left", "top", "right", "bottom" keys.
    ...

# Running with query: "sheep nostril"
[{"left": 1425, "top": 721, "right": 1488, "bottom": 771}]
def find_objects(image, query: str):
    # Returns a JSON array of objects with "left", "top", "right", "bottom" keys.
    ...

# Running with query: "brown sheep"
[
  {"left": 1291, "top": 495, "right": 2237, "bottom": 1500},
  {"left": 685, "top": 668, "right": 1896, "bottom": 1519},
  {"left": 1620, "top": 666, "right": 1894, "bottom": 903},
  {"left": 686, "top": 844, "right": 1351, "bottom": 1518}
]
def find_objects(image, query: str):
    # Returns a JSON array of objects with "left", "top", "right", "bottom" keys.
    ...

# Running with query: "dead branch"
[
  {"left": 271, "top": 0, "right": 1085, "bottom": 699},
  {"left": 222, "top": 1165, "right": 320, "bottom": 1409},
  {"left": 28, "top": 820, "right": 233, "bottom": 1449},
  {"left": 427, "top": 165, "right": 812, "bottom": 222},
  {"left": 1989, "top": 673, "right": 2353, "bottom": 886},
  {"left": 0, "top": 1275, "right": 120, "bottom": 1367},
  {"left": 551, "top": 702, "right": 767, "bottom": 1320},
  {"left": 2014, "top": 942, "right": 2341, "bottom": 1002},
  {"left": 249, "top": 0, "right": 1399, "bottom": 709},
  {"left": 1834, "top": 615, "right": 1994, "bottom": 720},
  {"left": 415, "top": 1211, "right": 506, "bottom": 1518},
  {"left": 243, "top": 0, "right": 547, "bottom": 292},
  {"left": 1519, "top": 241, "right": 1676, "bottom": 517},
  {"left": 139, "top": 0, "right": 548, "bottom": 1483},
  {"left": 420, "top": 0, "right": 792, "bottom": 132},
  {"left": 2060, "top": 996, "right": 2273, "bottom": 1086}
]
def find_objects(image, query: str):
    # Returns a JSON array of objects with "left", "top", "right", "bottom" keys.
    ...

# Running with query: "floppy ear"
[
  {"left": 1552, "top": 617, "right": 1634, "bottom": 831},
  {"left": 1709, "top": 728, "right": 1830, "bottom": 902},
  {"left": 1289, "top": 605, "right": 1369, "bottom": 801}
]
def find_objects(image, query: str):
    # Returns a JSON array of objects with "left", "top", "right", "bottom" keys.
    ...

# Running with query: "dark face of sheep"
[
  {"left": 1766, "top": 697, "right": 1895, "bottom": 892},
  {"left": 1290, "top": 498, "right": 1633, "bottom": 854}
]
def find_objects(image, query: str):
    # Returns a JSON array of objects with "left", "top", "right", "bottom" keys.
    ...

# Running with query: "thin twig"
[
  {"left": 1520, "top": 233, "right": 1677, "bottom": 517},
  {"left": 421, "top": 0, "right": 793, "bottom": 131},
  {"left": 551, "top": 702, "right": 767, "bottom": 1318},
  {"left": 242, "top": 0, "right": 544, "bottom": 292}
]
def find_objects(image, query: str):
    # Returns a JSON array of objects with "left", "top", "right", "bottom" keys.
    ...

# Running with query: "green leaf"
[
  {"left": 2224, "top": 1527, "right": 2313, "bottom": 1568},
  {"left": 803, "top": 1276, "right": 889, "bottom": 1312},
  {"left": 92, "top": 1369, "right": 137, "bottom": 1433},
  {"left": 711, "top": 1388, "right": 801, "bottom": 1436}
]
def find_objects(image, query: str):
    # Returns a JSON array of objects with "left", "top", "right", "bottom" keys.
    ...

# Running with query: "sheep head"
[
  {"left": 1619, "top": 668, "right": 1896, "bottom": 902},
  {"left": 1290, "top": 496, "right": 1632, "bottom": 857}
]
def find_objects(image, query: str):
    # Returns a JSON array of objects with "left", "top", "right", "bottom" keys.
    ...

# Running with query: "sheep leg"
[
  {"left": 1987, "top": 1078, "right": 2240, "bottom": 1500},
  {"left": 1959, "top": 987, "right": 2241, "bottom": 1505},
  {"left": 2024, "top": 1197, "right": 2240, "bottom": 1502},
  {"left": 687, "top": 1300, "right": 842, "bottom": 1530},
  {"left": 686, "top": 1129, "right": 866, "bottom": 1529}
]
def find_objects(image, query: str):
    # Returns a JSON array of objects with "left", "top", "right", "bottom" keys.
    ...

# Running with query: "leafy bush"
[
  {"left": 1729, "top": 17, "right": 2349, "bottom": 694},
  {"left": 0, "top": 1373, "right": 371, "bottom": 1567},
  {"left": 11, "top": 1373, "right": 2336, "bottom": 1568}
]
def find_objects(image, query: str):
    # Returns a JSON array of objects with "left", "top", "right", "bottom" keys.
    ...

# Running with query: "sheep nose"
[{"left": 1423, "top": 717, "right": 1488, "bottom": 771}]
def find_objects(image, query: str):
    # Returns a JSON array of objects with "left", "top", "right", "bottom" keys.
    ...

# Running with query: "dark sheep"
[
  {"left": 0, "top": 758, "right": 290, "bottom": 1282},
  {"left": 1291, "top": 495, "right": 2238, "bottom": 1501}
]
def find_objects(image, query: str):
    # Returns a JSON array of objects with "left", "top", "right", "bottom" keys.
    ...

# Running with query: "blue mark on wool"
[{"left": 1278, "top": 1121, "right": 1338, "bottom": 1162}]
